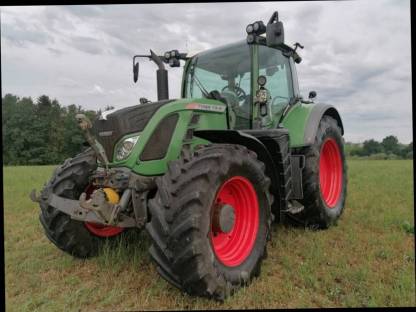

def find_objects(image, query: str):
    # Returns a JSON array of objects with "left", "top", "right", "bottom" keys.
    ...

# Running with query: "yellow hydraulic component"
[{"left": 102, "top": 188, "right": 120, "bottom": 204}]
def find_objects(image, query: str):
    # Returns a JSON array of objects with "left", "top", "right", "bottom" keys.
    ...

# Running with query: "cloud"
[
  {"left": 89, "top": 84, "right": 104, "bottom": 94},
  {"left": 70, "top": 36, "right": 103, "bottom": 55},
  {"left": 1, "top": 22, "right": 53, "bottom": 47},
  {"left": 0, "top": 1, "right": 412, "bottom": 143}
]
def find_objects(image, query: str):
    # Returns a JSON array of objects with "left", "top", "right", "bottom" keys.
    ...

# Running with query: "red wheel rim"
[
  {"left": 319, "top": 138, "right": 343, "bottom": 208},
  {"left": 210, "top": 176, "right": 259, "bottom": 267},
  {"left": 83, "top": 184, "right": 124, "bottom": 238}
]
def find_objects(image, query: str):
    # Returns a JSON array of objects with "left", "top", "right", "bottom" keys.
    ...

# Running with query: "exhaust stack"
[{"left": 150, "top": 50, "right": 169, "bottom": 101}]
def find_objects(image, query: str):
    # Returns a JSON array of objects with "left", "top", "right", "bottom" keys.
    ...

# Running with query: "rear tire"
[
  {"left": 287, "top": 115, "right": 347, "bottom": 229},
  {"left": 146, "top": 144, "right": 273, "bottom": 300},
  {"left": 38, "top": 148, "right": 123, "bottom": 258}
]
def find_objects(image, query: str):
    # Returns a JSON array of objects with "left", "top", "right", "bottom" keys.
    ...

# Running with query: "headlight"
[{"left": 115, "top": 135, "right": 139, "bottom": 161}]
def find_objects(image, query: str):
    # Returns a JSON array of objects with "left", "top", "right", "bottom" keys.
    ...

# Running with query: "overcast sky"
[{"left": 1, "top": 1, "right": 412, "bottom": 143}]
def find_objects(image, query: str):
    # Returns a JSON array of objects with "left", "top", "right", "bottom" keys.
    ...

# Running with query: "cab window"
[
  {"left": 185, "top": 42, "right": 252, "bottom": 129},
  {"left": 258, "top": 46, "right": 294, "bottom": 114}
]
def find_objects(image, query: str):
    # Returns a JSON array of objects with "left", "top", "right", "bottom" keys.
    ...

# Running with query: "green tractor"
[{"left": 31, "top": 11, "right": 347, "bottom": 300}]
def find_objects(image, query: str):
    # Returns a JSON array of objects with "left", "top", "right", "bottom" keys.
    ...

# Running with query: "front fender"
[{"left": 281, "top": 103, "right": 344, "bottom": 147}]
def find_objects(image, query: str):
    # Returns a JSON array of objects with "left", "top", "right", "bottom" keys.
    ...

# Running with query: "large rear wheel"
[
  {"left": 146, "top": 144, "right": 273, "bottom": 300},
  {"left": 287, "top": 115, "right": 347, "bottom": 229}
]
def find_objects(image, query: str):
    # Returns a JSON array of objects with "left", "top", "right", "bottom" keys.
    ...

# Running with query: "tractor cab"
[{"left": 181, "top": 39, "right": 302, "bottom": 130}]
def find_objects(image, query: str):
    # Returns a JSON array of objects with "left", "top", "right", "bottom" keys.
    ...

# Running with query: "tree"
[
  {"left": 362, "top": 139, "right": 383, "bottom": 156},
  {"left": 381, "top": 135, "right": 399, "bottom": 154},
  {"left": 399, "top": 141, "right": 414, "bottom": 159},
  {"left": 2, "top": 94, "right": 100, "bottom": 165}
]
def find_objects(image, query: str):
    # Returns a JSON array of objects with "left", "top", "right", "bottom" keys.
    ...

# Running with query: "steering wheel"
[{"left": 221, "top": 85, "right": 247, "bottom": 102}]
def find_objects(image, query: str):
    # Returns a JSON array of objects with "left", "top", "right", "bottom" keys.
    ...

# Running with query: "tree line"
[
  {"left": 2, "top": 93, "right": 413, "bottom": 165},
  {"left": 2, "top": 93, "right": 110, "bottom": 165},
  {"left": 345, "top": 137, "right": 413, "bottom": 160}
]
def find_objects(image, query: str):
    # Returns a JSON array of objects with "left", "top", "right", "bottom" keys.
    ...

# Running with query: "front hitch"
[
  {"left": 30, "top": 186, "right": 136, "bottom": 227},
  {"left": 43, "top": 188, "right": 135, "bottom": 227},
  {"left": 79, "top": 188, "right": 132, "bottom": 225}
]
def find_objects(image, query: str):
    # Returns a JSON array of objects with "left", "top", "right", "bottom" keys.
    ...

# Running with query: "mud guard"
[{"left": 303, "top": 104, "right": 344, "bottom": 145}]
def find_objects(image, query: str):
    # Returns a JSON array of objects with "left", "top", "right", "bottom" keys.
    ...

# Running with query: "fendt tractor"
[{"left": 31, "top": 12, "right": 347, "bottom": 300}]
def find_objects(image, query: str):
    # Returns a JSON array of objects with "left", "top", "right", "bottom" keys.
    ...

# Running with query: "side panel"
[
  {"left": 111, "top": 98, "right": 228, "bottom": 176},
  {"left": 282, "top": 102, "right": 344, "bottom": 147},
  {"left": 281, "top": 103, "right": 313, "bottom": 147}
]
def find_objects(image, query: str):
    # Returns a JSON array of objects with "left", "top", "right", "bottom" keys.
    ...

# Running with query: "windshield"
[{"left": 185, "top": 41, "right": 252, "bottom": 129}]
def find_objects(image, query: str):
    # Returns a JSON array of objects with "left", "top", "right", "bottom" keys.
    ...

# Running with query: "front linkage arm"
[{"left": 75, "top": 113, "right": 110, "bottom": 171}]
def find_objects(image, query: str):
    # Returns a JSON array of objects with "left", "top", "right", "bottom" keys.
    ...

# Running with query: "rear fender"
[
  {"left": 282, "top": 103, "right": 344, "bottom": 147},
  {"left": 303, "top": 104, "right": 344, "bottom": 145}
]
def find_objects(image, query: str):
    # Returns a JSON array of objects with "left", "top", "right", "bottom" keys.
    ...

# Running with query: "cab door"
[{"left": 254, "top": 45, "right": 297, "bottom": 128}]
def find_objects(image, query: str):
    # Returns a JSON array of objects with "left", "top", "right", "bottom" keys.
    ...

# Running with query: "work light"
[
  {"left": 246, "top": 34, "right": 255, "bottom": 44},
  {"left": 246, "top": 24, "right": 254, "bottom": 34},
  {"left": 253, "top": 21, "right": 266, "bottom": 34},
  {"left": 257, "top": 75, "right": 267, "bottom": 86},
  {"left": 169, "top": 58, "right": 180, "bottom": 67}
]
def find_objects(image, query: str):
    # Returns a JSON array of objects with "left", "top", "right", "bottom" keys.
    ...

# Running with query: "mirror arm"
[{"left": 133, "top": 54, "right": 151, "bottom": 65}]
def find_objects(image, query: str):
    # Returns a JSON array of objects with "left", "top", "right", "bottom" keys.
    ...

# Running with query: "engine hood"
[{"left": 93, "top": 99, "right": 174, "bottom": 159}]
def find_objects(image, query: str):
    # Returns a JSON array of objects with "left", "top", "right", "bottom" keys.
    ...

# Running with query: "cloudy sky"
[{"left": 1, "top": 1, "right": 412, "bottom": 143}]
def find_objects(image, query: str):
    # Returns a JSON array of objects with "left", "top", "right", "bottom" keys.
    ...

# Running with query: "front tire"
[
  {"left": 146, "top": 144, "right": 273, "bottom": 300},
  {"left": 38, "top": 148, "right": 124, "bottom": 258},
  {"left": 288, "top": 115, "right": 347, "bottom": 229}
]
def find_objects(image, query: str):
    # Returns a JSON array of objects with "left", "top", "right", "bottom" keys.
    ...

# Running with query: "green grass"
[{"left": 4, "top": 160, "right": 415, "bottom": 310}]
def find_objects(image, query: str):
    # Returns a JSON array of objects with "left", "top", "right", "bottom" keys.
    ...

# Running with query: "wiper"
[
  {"left": 190, "top": 59, "right": 210, "bottom": 98},
  {"left": 192, "top": 73, "right": 210, "bottom": 98}
]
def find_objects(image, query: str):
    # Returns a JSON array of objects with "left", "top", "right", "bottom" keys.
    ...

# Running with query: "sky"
[{"left": 0, "top": 1, "right": 412, "bottom": 143}]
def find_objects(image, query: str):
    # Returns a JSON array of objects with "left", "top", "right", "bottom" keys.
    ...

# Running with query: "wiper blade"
[
  {"left": 192, "top": 74, "right": 210, "bottom": 98},
  {"left": 190, "top": 58, "right": 210, "bottom": 98}
]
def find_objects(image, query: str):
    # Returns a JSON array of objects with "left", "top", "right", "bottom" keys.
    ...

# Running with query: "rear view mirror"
[
  {"left": 133, "top": 61, "right": 139, "bottom": 83},
  {"left": 266, "top": 11, "right": 284, "bottom": 47}
]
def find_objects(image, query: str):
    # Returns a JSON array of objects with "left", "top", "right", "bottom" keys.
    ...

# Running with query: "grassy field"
[{"left": 4, "top": 160, "right": 415, "bottom": 310}]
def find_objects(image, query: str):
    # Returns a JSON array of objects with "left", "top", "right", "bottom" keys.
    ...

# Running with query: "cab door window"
[{"left": 258, "top": 46, "right": 294, "bottom": 114}]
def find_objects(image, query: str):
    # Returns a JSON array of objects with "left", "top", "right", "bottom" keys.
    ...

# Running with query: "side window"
[
  {"left": 233, "top": 72, "right": 251, "bottom": 129},
  {"left": 289, "top": 57, "right": 300, "bottom": 98},
  {"left": 186, "top": 67, "right": 227, "bottom": 98},
  {"left": 259, "top": 46, "right": 294, "bottom": 114}
]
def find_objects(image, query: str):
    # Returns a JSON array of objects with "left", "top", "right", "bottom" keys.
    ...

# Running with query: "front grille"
[{"left": 92, "top": 99, "right": 173, "bottom": 159}]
